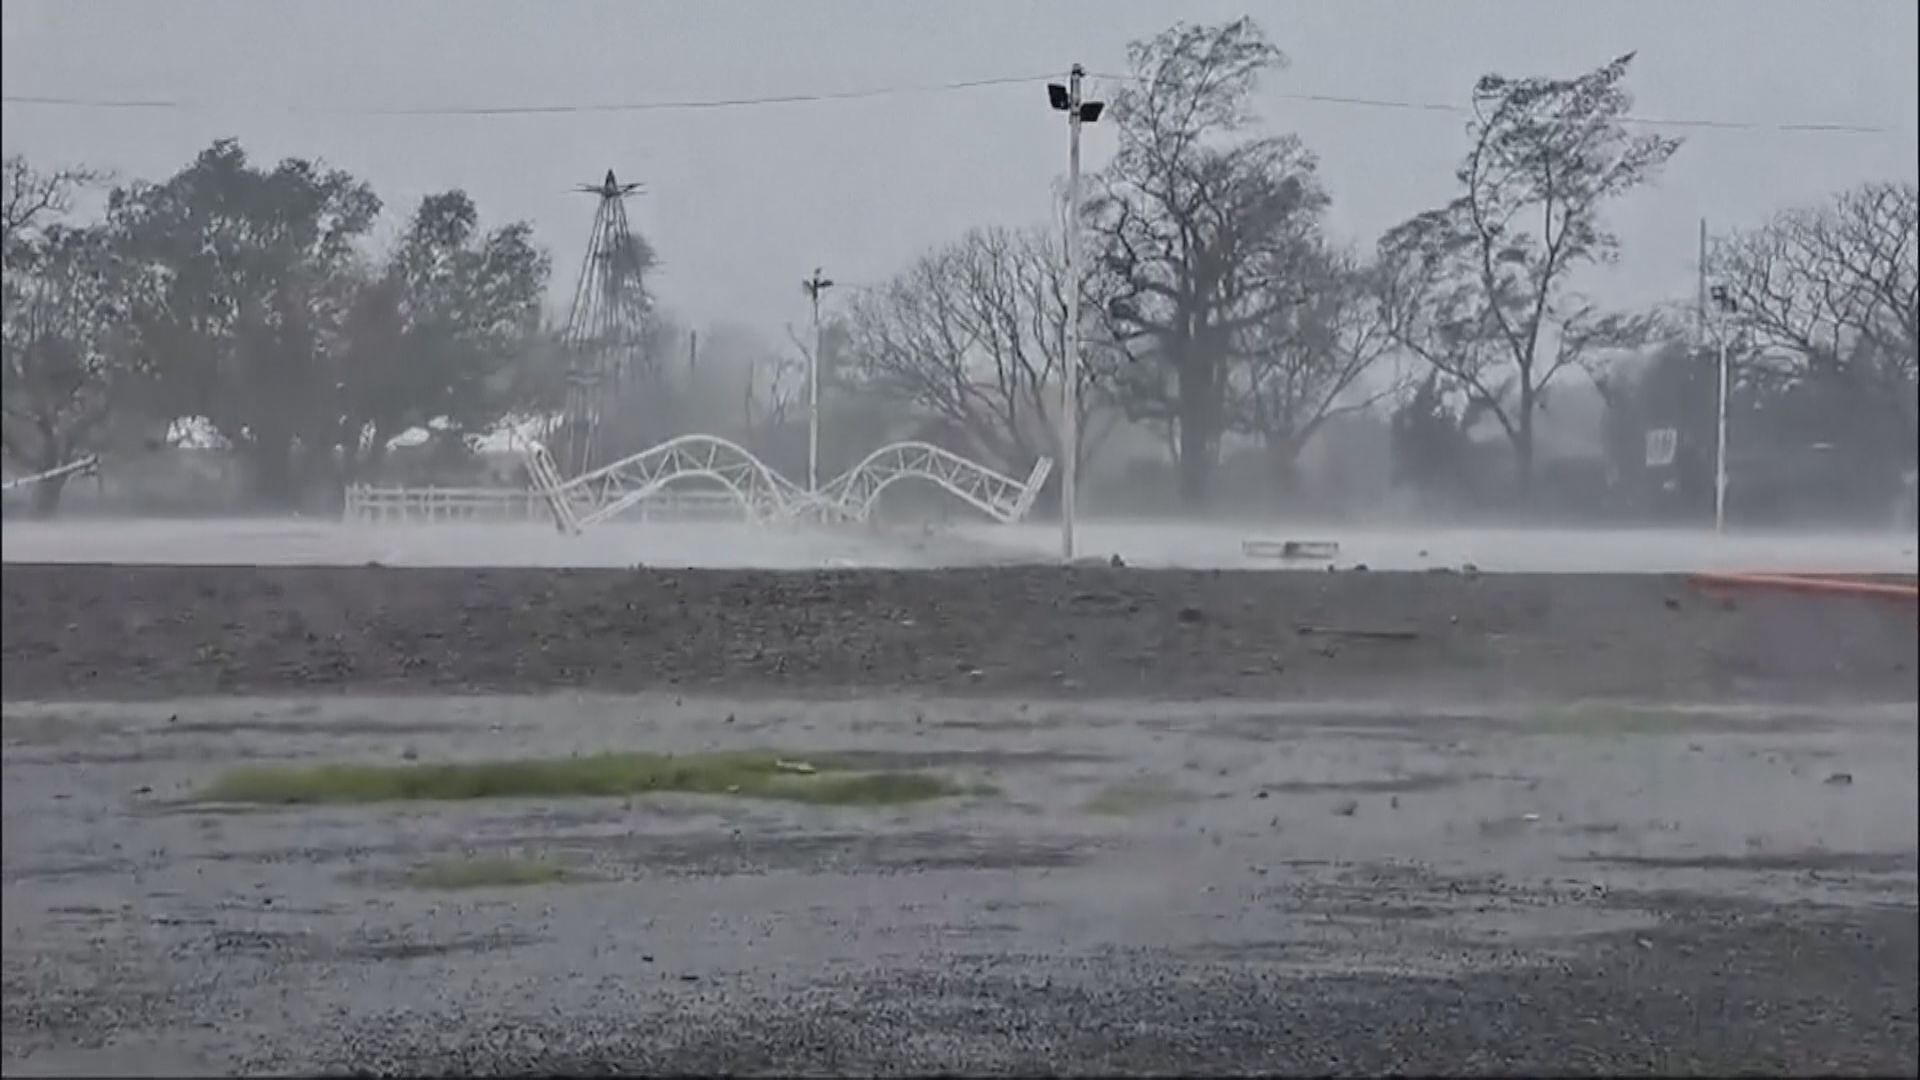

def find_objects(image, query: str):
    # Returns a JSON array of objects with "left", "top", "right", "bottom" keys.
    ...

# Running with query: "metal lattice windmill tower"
[{"left": 559, "top": 169, "right": 652, "bottom": 477}]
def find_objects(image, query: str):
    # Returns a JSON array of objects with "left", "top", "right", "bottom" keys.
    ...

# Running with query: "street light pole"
[
  {"left": 1715, "top": 332, "right": 1729, "bottom": 534},
  {"left": 1049, "top": 65, "right": 1102, "bottom": 563},
  {"left": 1708, "top": 283, "right": 1738, "bottom": 534},
  {"left": 803, "top": 267, "right": 834, "bottom": 492}
]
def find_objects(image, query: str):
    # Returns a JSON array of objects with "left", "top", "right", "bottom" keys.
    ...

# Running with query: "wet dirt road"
[{"left": 3, "top": 564, "right": 1916, "bottom": 1074}]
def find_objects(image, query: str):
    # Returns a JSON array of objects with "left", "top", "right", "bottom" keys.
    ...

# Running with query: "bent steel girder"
[
  {"left": 817, "top": 442, "right": 1053, "bottom": 525},
  {"left": 552, "top": 434, "right": 805, "bottom": 529},
  {"left": 523, "top": 442, "right": 582, "bottom": 533},
  {"left": 0, "top": 454, "right": 98, "bottom": 493},
  {"left": 522, "top": 434, "right": 1051, "bottom": 533}
]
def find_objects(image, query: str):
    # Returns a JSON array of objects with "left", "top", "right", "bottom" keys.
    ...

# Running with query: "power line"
[
  {"left": 1086, "top": 71, "right": 1898, "bottom": 135},
  {"left": 3, "top": 70, "right": 1901, "bottom": 135},
  {"left": 0, "top": 74, "right": 1053, "bottom": 116}
]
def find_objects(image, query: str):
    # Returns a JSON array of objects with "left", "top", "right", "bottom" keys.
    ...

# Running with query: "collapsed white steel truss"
[
  {"left": 0, "top": 455, "right": 98, "bottom": 493},
  {"left": 524, "top": 434, "right": 1051, "bottom": 535},
  {"left": 816, "top": 441, "right": 1052, "bottom": 526}
]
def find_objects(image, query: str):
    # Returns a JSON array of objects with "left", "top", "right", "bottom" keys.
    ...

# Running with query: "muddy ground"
[{"left": 2, "top": 564, "right": 1917, "bottom": 1075}]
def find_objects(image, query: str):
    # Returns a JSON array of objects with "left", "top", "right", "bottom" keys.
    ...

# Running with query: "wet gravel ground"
[
  {"left": 4, "top": 694, "right": 1916, "bottom": 1076},
  {"left": 4, "top": 563, "right": 1917, "bottom": 702},
  {"left": 3, "top": 564, "right": 1916, "bottom": 1075}
]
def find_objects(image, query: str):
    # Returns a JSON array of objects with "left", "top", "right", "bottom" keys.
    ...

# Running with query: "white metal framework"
[
  {"left": 535, "top": 433, "right": 806, "bottom": 534},
  {"left": 524, "top": 442, "right": 581, "bottom": 533},
  {"left": 517, "top": 435, "right": 1051, "bottom": 535},
  {"left": 816, "top": 441, "right": 1052, "bottom": 525},
  {"left": 0, "top": 455, "right": 98, "bottom": 493}
]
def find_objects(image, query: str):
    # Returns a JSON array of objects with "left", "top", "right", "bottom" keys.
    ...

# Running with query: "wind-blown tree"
[
  {"left": 842, "top": 224, "right": 1119, "bottom": 478},
  {"left": 2, "top": 155, "right": 101, "bottom": 262},
  {"left": 334, "top": 190, "right": 549, "bottom": 480},
  {"left": 1, "top": 220, "right": 146, "bottom": 513},
  {"left": 108, "top": 139, "right": 381, "bottom": 504},
  {"left": 1089, "top": 17, "right": 1327, "bottom": 507},
  {"left": 1591, "top": 333, "right": 1721, "bottom": 517},
  {"left": 1379, "top": 53, "right": 1680, "bottom": 500},
  {"left": 1224, "top": 245, "right": 1397, "bottom": 493},
  {"left": 1387, "top": 370, "right": 1511, "bottom": 511},
  {"left": 1712, "top": 180, "right": 1917, "bottom": 458}
]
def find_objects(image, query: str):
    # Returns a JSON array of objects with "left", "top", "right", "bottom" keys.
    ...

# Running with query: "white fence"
[{"left": 343, "top": 484, "right": 745, "bottom": 525}]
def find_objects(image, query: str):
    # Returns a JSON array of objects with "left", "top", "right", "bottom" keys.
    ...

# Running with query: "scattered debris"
[
  {"left": 1295, "top": 625, "right": 1420, "bottom": 642},
  {"left": 1242, "top": 539, "right": 1339, "bottom": 561}
]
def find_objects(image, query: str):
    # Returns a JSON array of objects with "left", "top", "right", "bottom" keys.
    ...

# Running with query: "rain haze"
[{"left": 3, "top": 2, "right": 1918, "bottom": 1076}]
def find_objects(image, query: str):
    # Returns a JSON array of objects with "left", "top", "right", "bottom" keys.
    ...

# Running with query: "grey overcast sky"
[{"left": 4, "top": 0, "right": 1916, "bottom": 342}]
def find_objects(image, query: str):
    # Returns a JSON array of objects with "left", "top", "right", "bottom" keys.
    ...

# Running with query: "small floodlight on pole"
[
  {"left": 1048, "top": 64, "right": 1102, "bottom": 563},
  {"left": 803, "top": 267, "right": 834, "bottom": 492}
]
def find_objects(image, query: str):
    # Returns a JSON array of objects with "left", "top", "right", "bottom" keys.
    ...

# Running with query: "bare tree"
[
  {"left": 1089, "top": 17, "right": 1326, "bottom": 507},
  {"left": 1227, "top": 246, "right": 1399, "bottom": 488},
  {"left": 1713, "top": 180, "right": 1917, "bottom": 448},
  {"left": 842, "top": 225, "right": 1117, "bottom": 477},
  {"left": 1380, "top": 53, "right": 1679, "bottom": 499},
  {"left": 2, "top": 156, "right": 101, "bottom": 261}
]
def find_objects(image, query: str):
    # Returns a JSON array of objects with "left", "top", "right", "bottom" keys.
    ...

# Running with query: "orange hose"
[{"left": 1689, "top": 571, "right": 1920, "bottom": 602}]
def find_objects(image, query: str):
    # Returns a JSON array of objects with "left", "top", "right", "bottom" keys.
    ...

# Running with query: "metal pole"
[
  {"left": 1696, "top": 218, "right": 1708, "bottom": 349},
  {"left": 810, "top": 290, "right": 821, "bottom": 492},
  {"left": 803, "top": 268, "right": 833, "bottom": 492},
  {"left": 1061, "top": 63, "right": 1085, "bottom": 563},
  {"left": 1715, "top": 333, "right": 1729, "bottom": 534}
]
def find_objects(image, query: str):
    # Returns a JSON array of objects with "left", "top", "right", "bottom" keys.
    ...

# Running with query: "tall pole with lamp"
[
  {"left": 1047, "top": 66, "right": 1104, "bottom": 562},
  {"left": 802, "top": 267, "right": 834, "bottom": 493},
  {"left": 1708, "top": 284, "right": 1739, "bottom": 533}
]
